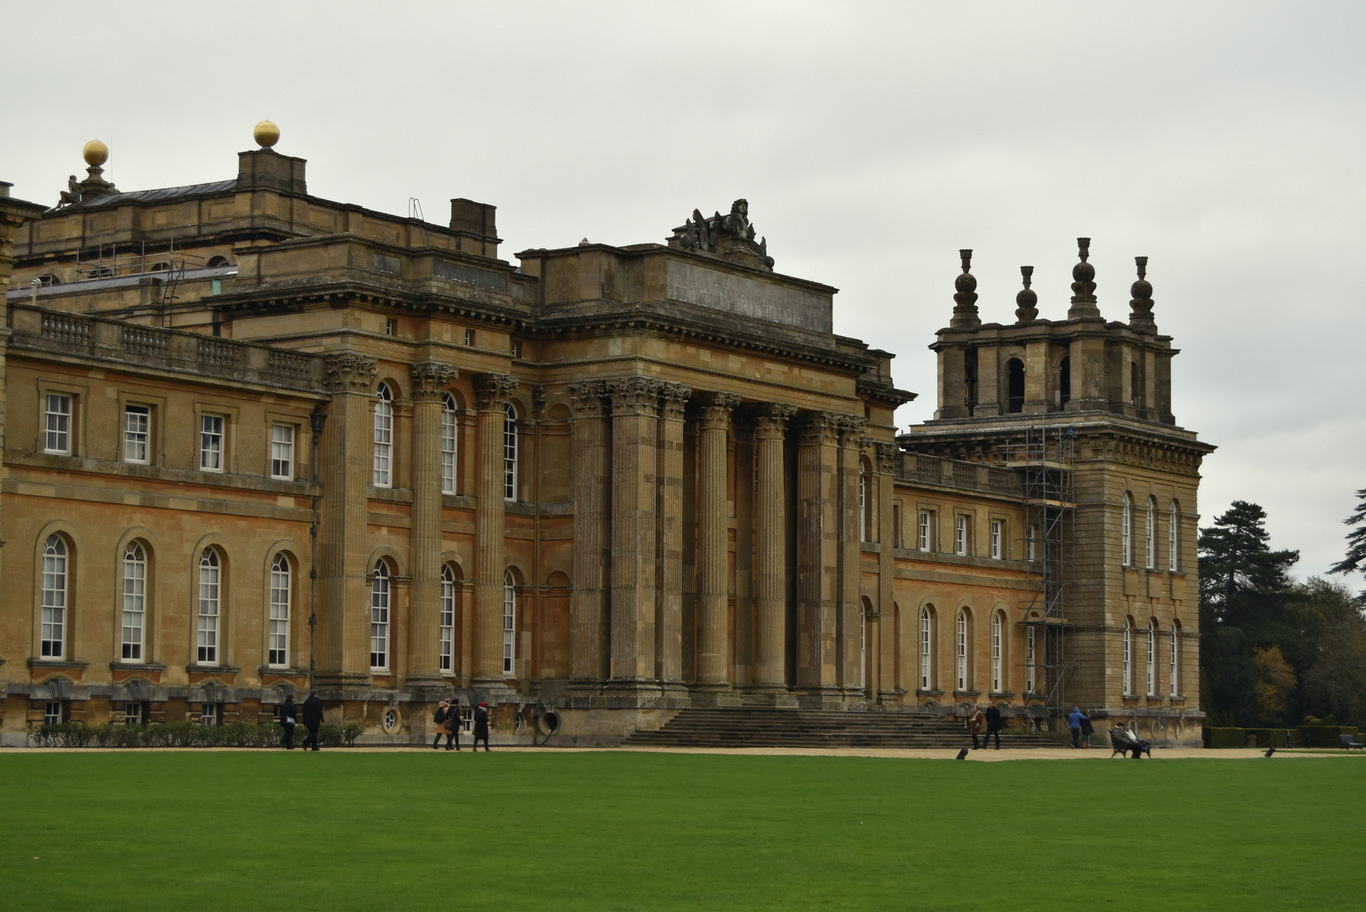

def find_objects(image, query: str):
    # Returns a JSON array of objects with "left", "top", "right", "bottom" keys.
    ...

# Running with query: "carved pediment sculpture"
[{"left": 671, "top": 198, "right": 774, "bottom": 270}]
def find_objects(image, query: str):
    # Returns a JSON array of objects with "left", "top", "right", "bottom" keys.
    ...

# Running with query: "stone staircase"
[{"left": 622, "top": 707, "right": 1060, "bottom": 750}]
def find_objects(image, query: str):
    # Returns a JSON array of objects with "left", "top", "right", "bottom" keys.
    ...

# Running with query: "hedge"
[{"left": 29, "top": 720, "right": 363, "bottom": 748}]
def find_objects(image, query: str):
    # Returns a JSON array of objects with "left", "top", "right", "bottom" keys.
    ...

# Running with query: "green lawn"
[{"left": 2, "top": 751, "right": 1363, "bottom": 910}]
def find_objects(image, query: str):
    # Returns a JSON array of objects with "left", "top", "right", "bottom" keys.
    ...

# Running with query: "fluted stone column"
[
  {"left": 753, "top": 403, "right": 795, "bottom": 694},
  {"left": 796, "top": 411, "right": 842, "bottom": 701},
  {"left": 606, "top": 378, "right": 662, "bottom": 700},
  {"left": 407, "top": 362, "right": 456, "bottom": 687},
  {"left": 317, "top": 353, "right": 378, "bottom": 687},
  {"left": 875, "top": 442, "right": 901, "bottom": 703},
  {"left": 657, "top": 383, "right": 691, "bottom": 700},
  {"left": 838, "top": 421, "right": 867, "bottom": 697},
  {"left": 696, "top": 392, "right": 739, "bottom": 692},
  {"left": 568, "top": 381, "right": 608, "bottom": 692},
  {"left": 473, "top": 373, "right": 517, "bottom": 686}
]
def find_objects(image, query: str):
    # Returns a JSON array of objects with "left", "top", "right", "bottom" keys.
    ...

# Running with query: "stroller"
[{"left": 1109, "top": 725, "right": 1152, "bottom": 759}]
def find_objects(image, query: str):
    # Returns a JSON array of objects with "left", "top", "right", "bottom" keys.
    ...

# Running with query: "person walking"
[
  {"left": 984, "top": 701, "right": 1003, "bottom": 750},
  {"left": 301, "top": 689, "right": 325, "bottom": 751},
  {"left": 967, "top": 703, "right": 985, "bottom": 750},
  {"left": 433, "top": 699, "right": 460, "bottom": 751},
  {"left": 1080, "top": 713, "right": 1095, "bottom": 749},
  {"left": 473, "top": 701, "right": 491, "bottom": 751},
  {"left": 1067, "top": 706, "right": 1089, "bottom": 749},
  {"left": 280, "top": 694, "right": 298, "bottom": 750}
]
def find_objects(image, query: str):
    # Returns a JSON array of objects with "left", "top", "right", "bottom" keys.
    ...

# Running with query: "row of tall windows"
[
  {"left": 919, "top": 606, "right": 1011, "bottom": 695},
  {"left": 915, "top": 510, "right": 1013, "bottom": 561},
  {"left": 1120, "top": 493, "right": 1181, "bottom": 571},
  {"left": 1120, "top": 618, "right": 1182, "bottom": 697}
]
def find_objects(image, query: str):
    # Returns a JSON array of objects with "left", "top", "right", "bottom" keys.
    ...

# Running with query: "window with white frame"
[
  {"left": 371, "top": 561, "right": 390, "bottom": 670},
  {"left": 1169, "top": 622, "right": 1180, "bottom": 695},
  {"left": 1169, "top": 501, "right": 1180, "bottom": 572},
  {"left": 268, "top": 553, "right": 291, "bottom": 668},
  {"left": 40, "top": 534, "right": 69, "bottom": 659},
  {"left": 1025, "top": 625, "right": 1037, "bottom": 693},
  {"left": 197, "top": 548, "right": 221, "bottom": 664},
  {"left": 1145, "top": 497, "right": 1156, "bottom": 569},
  {"left": 1120, "top": 492, "right": 1132, "bottom": 566},
  {"left": 44, "top": 393, "right": 73, "bottom": 454},
  {"left": 124, "top": 404, "right": 150, "bottom": 463},
  {"left": 1146, "top": 620, "right": 1157, "bottom": 696},
  {"left": 200, "top": 703, "right": 219, "bottom": 726},
  {"left": 918, "top": 511, "right": 932, "bottom": 552},
  {"left": 503, "top": 569, "right": 517, "bottom": 675},
  {"left": 271, "top": 424, "right": 295, "bottom": 480},
  {"left": 1122, "top": 618, "right": 1133, "bottom": 695},
  {"left": 441, "top": 393, "right": 458, "bottom": 495},
  {"left": 990, "top": 520, "right": 1003, "bottom": 560},
  {"left": 955, "top": 610, "right": 969, "bottom": 691},
  {"left": 373, "top": 383, "right": 394, "bottom": 487},
  {"left": 200, "top": 414, "right": 225, "bottom": 472},
  {"left": 121, "top": 542, "right": 147, "bottom": 662},
  {"left": 440, "top": 564, "right": 456, "bottom": 673},
  {"left": 1027, "top": 523, "right": 1038, "bottom": 562},
  {"left": 954, "top": 515, "right": 969, "bottom": 556},
  {"left": 858, "top": 462, "right": 868, "bottom": 542},
  {"left": 503, "top": 402, "right": 518, "bottom": 501},
  {"left": 919, "top": 607, "right": 933, "bottom": 690},
  {"left": 123, "top": 702, "right": 145, "bottom": 726},
  {"left": 43, "top": 701, "right": 65, "bottom": 725},
  {"left": 990, "top": 612, "right": 1003, "bottom": 692}
]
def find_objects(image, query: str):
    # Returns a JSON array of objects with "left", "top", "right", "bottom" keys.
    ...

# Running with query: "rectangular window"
[
  {"left": 45, "top": 393, "right": 73, "bottom": 454},
  {"left": 200, "top": 704, "right": 219, "bottom": 726},
  {"left": 123, "top": 702, "right": 145, "bottom": 726},
  {"left": 918, "top": 511, "right": 932, "bottom": 552},
  {"left": 1026, "top": 524, "right": 1038, "bottom": 562},
  {"left": 464, "top": 329, "right": 475, "bottom": 346},
  {"left": 1169, "top": 509, "right": 1179, "bottom": 572},
  {"left": 271, "top": 423, "right": 295, "bottom": 480},
  {"left": 44, "top": 701, "right": 64, "bottom": 726},
  {"left": 955, "top": 515, "right": 969, "bottom": 556},
  {"left": 441, "top": 407, "right": 458, "bottom": 495},
  {"left": 200, "top": 414, "right": 225, "bottom": 472},
  {"left": 440, "top": 577, "right": 455, "bottom": 673},
  {"left": 124, "top": 404, "right": 150, "bottom": 463},
  {"left": 1025, "top": 626, "right": 1037, "bottom": 693},
  {"left": 1169, "top": 627, "right": 1180, "bottom": 696},
  {"left": 990, "top": 520, "right": 1003, "bottom": 560},
  {"left": 268, "top": 560, "right": 290, "bottom": 668}
]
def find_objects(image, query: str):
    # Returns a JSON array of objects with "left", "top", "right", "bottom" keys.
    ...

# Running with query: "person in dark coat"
[
  {"left": 984, "top": 701, "right": 1003, "bottom": 750},
  {"left": 433, "top": 699, "right": 460, "bottom": 751},
  {"left": 280, "top": 695, "right": 298, "bottom": 749},
  {"left": 966, "top": 703, "right": 985, "bottom": 750},
  {"left": 301, "top": 689, "right": 325, "bottom": 751},
  {"left": 472, "top": 701, "right": 491, "bottom": 751}
]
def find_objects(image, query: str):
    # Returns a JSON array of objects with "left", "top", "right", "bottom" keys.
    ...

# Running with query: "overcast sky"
[{"left": 6, "top": 1, "right": 1363, "bottom": 580}]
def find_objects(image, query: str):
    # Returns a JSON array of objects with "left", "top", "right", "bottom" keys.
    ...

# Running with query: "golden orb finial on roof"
[
  {"left": 83, "top": 140, "right": 109, "bottom": 166},
  {"left": 254, "top": 120, "right": 280, "bottom": 149}
]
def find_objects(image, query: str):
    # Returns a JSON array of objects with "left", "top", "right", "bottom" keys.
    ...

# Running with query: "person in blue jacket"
[{"left": 1067, "top": 706, "right": 1089, "bottom": 749}]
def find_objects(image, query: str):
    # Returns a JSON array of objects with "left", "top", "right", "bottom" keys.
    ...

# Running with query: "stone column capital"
[
  {"left": 569, "top": 380, "right": 608, "bottom": 418},
  {"left": 323, "top": 353, "right": 378, "bottom": 393},
  {"left": 876, "top": 442, "right": 902, "bottom": 475},
  {"left": 754, "top": 402, "right": 797, "bottom": 439},
  {"left": 798, "top": 410, "right": 843, "bottom": 446},
  {"left": 410, "top": 361, "right": 457, "bottom": 401},
  {"left": 606, "top": 377, "right": 663, "bottom": 416},
  {"left": 474, "top": 372, "right": 518, "bottom": 410},
  {"left": 699, "top": 392, "right": 741, "bottom": 429},
  {"left": 659, "top": 382, "right": 692, "bottom": 420}
]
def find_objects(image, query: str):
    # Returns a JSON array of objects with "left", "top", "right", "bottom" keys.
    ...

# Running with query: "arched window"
[
  {"left": 197, "top": 548, "right": 221, "bottom": 665},
  {"left": 41, "top": 534, "right": 70, "bottom": 659},
  {"left": 1006, "top": 359, "right": 1025, "bottom": 413},
  {"left": 503, "top": 402, "right": 519, "bottom": 501},
  {"left": 1169, "top": 622, "right": 1180, "bottom": 696},
  {"left": 919, "top": 606, "right": 934, "bottom": 691},
  {"left": 990, "top": 612, "right": 1004, "bottom": 693},
  {"left": 955, "top": 609, "right": 970, "bottom": 692},
  {"left": 1146, "top": 620, "right": 1157, "bottom": 696},
  {"left": 1169, "top": 501, "right": 1180, "bottom": 572},
  {"left": 207, "top": 255, "right": 231, "bottom": 268},
  {"left": 1122, "top": 618, "right": 1133, "bottom": 695},
  {"left": 502, "top": 569, "right": 517, "bottom": 676},
  {"left": 122, "top": 542, "right": 147, "bottom": 662},
  {"left": 268, "top": 553, "right": 291, "bottom": 668},
  {"left": 441, "top": 392, "right": 458, "bottom": 496},
  {"left": 858, "top": 461, "right": 868, "bottom": 542},
  {"left": 1145, "top": 497, "right": 1156, "bottom": 570},
  {"left": 373, "top": 382, "right": 394, "bottom": 487},
  {"left": 1121, "top": 493, "right": 1132, "bottom": 567},
  {"left": 440, "top": 564, "right": 456, "bottom": 674},
  {"left": 371, "top": 561, "right": 391, "bottom": 671}
]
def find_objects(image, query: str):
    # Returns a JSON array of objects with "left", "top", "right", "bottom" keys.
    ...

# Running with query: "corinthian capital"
[
  {"left": 568, "top": 380, "right": 607, "bottom": 418},
  {"left": 324, "top": 354, "right": 379, "bottom": 393},
  {"left": 474, "top": 373, "right": 518, "bottom": 410},
  {"left": 606, "top": 377, "right": 663, "bottom": 416},
  {"left": 410, "top": 362, "right": 458, "bottom": 401}
]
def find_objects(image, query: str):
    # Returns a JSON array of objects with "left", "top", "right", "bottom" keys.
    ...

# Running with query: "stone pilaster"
[
  {"left": 407, "top": 361, "right": 456, "bottom": 688},
  {"left": 317, "top": 353, "right": 378, "bottom": 687},
  {"left": 696, "top": 392, "right": 739, "bottom": 693},
  {"left": 657, "top": 383, "right": 691, "bottom": 701},
  {"left": 795, "top": 411, "right": 842, "bottom": 702},
  {"left": 875, "top": 442, "right": 901, "bottom": 703},
  {"left": 568, "top": 381, "right": 608, "bottom": 693},
  {"left": 837, "top": 419, "right": 867, "bottom": 697},
  {"left": 753, "top": 403, "right": 796, "bottom": 694},
  {"left": 606, "top": 377, "right": 662, "bottom": 701},
  {"left": 473, "top": 373, "right": 517, "bottom": 687}
]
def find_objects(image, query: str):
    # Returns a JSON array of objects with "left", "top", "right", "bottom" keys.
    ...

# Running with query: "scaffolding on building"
[{"left": 1010, "top": 425, "right": 1075, "bottom": 728}]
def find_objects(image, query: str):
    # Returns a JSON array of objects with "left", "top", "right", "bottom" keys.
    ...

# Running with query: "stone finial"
[
  {"left": 1067, "top": 237, "right": 1101, "bottom": 319},
  {"left": 1015, "top": 265, "right": 1038, "bottom": 323},
  {"left": 1128, "top": 256, "right": 1156, "bottom": 333},
  {"left": 949, "top": 249, "right": 981, "bottom": 329}
]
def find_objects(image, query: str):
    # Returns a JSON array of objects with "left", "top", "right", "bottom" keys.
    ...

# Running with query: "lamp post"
[{"left": 308, "top": 405, "right": 327, "bottom": 693}]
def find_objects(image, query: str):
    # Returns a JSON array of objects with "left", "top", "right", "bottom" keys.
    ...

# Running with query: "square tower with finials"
[{"left": 900, "top": 239, "right": 1215, "bottom": 745}]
